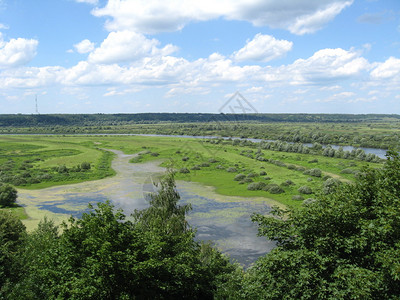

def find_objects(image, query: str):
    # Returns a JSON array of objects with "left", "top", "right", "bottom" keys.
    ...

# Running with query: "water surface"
[{"left": 18, "top": 149, "right": 275, "bottom": 266}]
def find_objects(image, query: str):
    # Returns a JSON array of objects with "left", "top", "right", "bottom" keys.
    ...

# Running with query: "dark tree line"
[{"left": 1, "top": 113, "right": 399, "bottom": 127}]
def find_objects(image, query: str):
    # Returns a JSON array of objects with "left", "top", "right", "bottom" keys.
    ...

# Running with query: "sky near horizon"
[{"left": 0, "top": 0, "right": 399, "bottom": 114}]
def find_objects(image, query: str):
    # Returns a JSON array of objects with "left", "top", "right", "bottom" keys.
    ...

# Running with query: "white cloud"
[
  {"left": 0, "top": 33, "right": 38, "bottom": 69},
  {"left": 88, "top": 30, "right": 178, "bottom": 64},
  {"left": 370, "top": 57, "right": 400, "bottom": 79},
  {"left": 74, "top": 39, "right": 95, "bottom": 54},
  {"left": 334, "top": 91, "right": 355, "bottom": 97},
  {"left": 233, "top": 34, "right": 292, "bottom": 62},
  {"left": 288, "top": 1, "right": 353, "bottom": 35},
  {"left": 0, "top": 66, "right": 62, "bottom": 88},
  {"left": 75, "top": 0, "right": 98, "bottom": 5},
  {"left": 0, "top": 44, "right": 375, "bottom": 99},
  {"left": 92, "top": 0, "right": 353, "bottom": 35},
  {"left": 0, "top": 23, "right": 8, "bottom": 30},
  {"left": 281, "top": 48, "right": 369, "bottom": 84},
  {"left": 245, "top": 86, "right": 264, "bottom": 93}
]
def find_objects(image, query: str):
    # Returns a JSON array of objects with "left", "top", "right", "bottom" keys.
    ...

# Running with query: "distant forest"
[{"left": 0, "top": 113, "right": 399, "bottom": 127}]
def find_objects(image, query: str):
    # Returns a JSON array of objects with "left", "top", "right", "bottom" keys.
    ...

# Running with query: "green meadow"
[{"left": 0, "top": 134, "right": 383, "bottom": 220}]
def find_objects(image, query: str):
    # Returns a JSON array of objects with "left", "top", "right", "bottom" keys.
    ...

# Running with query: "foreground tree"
[
  {"left": 0, "top": 184, "right": 18, "bottom": 207},
  {"left": 0, "top": 210, "right": 26, "bottom": 294},
  {"left": 241, "top": 150, "right": 400, "bottom": 299},
  {"left": 6, "top": 172, "right": 236, "bottom": 299}
]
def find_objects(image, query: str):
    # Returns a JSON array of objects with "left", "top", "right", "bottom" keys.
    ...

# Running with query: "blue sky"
[{"left": 0, "top": 0, "right": 399, "bottom": 114}]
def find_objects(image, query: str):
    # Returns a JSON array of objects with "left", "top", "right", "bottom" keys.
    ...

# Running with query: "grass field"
[{"left": 0, "top": 135, "right": 383, "bottom": 220}]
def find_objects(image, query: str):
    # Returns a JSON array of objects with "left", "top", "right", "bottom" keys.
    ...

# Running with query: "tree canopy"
[
  {"left": 242, "top": 150, "right": 400, "bottom": 299},
  {"left": 0, "top": 184, "right": 17, "bottom": 207},
  {"left": 1, "top": 172, "right": 236, "bottom": 299}
]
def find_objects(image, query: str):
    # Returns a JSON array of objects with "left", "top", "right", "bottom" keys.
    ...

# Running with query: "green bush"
[
  {"left": 234, "top": 174, "right": 246, "bottom": 181},
  {"left": 0, "top": 184, "right": 18, "bottom": 207},
  {"left": 247, "top": 172, "right": 258, "bottom": 178},
  {"left": 298, "top": 185, "right": 313, "bottom": 194},
  {"left": 247, "top": 182, "right": 267, "bottom": 191},
  {"left": 303, "top": 168, "right": 322, "bottom": 177},
  {"left": 281, "top": 180, "right": 295, "bottom": 186},
  {"left": 269, "top": 186, "right": 285, "bottom": 194},
  {"left": 179, "top": 168, "right": 190, "bottom": 173}
]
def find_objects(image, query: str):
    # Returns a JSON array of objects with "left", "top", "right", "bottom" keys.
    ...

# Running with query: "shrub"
[
  {"left": 303, "top": 168, "right": 322, "bottom": 177},
  {"left": 11, "top": 177, "right": 27, "bottom": 186},
  {"left": 281, "top": 180, "right": 295, "bottom": 186},
  {"left": 247, "top": 172, "right": 258, "bottom": 178},
  {"left": 323, "top": 178, "right": 342, "bottom": 195},
  {"left": 191, "top": 166, "right": 201, "bottom": 170},
  {"left": 292, "top": 195, "right": 304, "bottom": 201},
  {"left": 208, "top": 158, "right": 218, "bottom": 163},
  {"left": 269, "top": 186, "right": 285, "bottom": 194},
  {"left": 264, "top": 176, "right": 272, "bottom": 180},
  {"left": 341, "top": 168, "right": 356, "bottom": 174},
  {"left": 263, "top": 184, "right": 284, "bottom": 194},
  {"left": 182, "top": 156, "right": 189, "bottom": 161},
  {"left": 179, "top": 168, "right": 190, "bottom": 173},
  {"left": 200, "top": 163, "right": 210, "bottom": 167},
  {"left": 302, "top": 198, "right": 316, "bottom": 205},
  {"left": 81, "top": 162, "right": 91, "bottom": 170},
  {"left": 0, "top": 184, "right": 17, "bottom": 207},
  {"left": 298, "top": 186, "right": 313, "bottom": 194},
  {"left": 58, "top": 165, "right": 68, "bottom": 173},
  {"left": 247, "top": 182, "right": 267, "bottom": 191},
  {"left": 259, "top": 171, "right": 267, "bottom": 176},
  {"left": 287, "top": 164, "right": 296, "bottom": 170},
  {"left": 234, "top": 174, "right": 246, "bottom": 181},
  {"left": 308, "top": 159, "right": 318, "bottom": 163},
  {"left": 226, "top": 167, "right": 237, "bottom": 173},
  {"left": 150, "top": 152, "right": 160, "bottom": 157}
]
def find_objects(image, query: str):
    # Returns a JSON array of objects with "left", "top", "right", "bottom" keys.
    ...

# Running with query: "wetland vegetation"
[{"left": 0, "top": 114, "right": 399, "bottom": 298}]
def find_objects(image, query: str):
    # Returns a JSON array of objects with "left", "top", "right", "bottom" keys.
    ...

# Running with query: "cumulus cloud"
[
  {"left": 0, "top": 46, "right": 374, "bottom": 94},
  {"left": 370, "top": 57, "right": 400, "bottom": 79},
  {"left": 281, "top": 48, "right": 369, "bottom": 84},
  {"left": 88, "top": 30, "right": 178, "bottom": 64},
  {"left": 74, "top": 39, "right": 95, "bottom": 54},
  {"left": 92, "top": 0, "right": 353, "bottom": 35},
  {"left": 0, "top": 33, "right": 38, "bottom": 69},
  {"left": 233, "top": 34, "right": 292, "bottom": 62}
]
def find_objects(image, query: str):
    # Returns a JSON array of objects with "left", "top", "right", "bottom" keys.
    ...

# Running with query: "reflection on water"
[
  {"left": 17, "top": 149, "right": 274, "bottom": 267},
  {"left": 178, "top": 187, "right": 275, "bottom": 265}
]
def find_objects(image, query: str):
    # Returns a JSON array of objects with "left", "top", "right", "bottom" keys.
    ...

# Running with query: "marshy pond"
[{"left": 17, "top": 149, "right": 277, "bottom": 266}]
